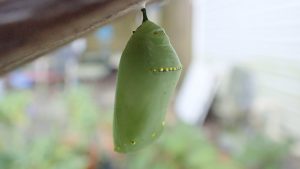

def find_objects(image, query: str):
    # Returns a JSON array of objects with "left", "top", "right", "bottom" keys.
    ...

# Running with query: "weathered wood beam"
[{"left": 0, "top": 0, "right": 156, "bottom": 75}]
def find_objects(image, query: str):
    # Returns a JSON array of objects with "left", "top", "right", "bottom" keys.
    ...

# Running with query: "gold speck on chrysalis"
[{"left": 131, "top": 140, "right": 136, "bottom": 145}]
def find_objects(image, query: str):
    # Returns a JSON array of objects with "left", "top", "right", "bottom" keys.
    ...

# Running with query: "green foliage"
[
  {"left": 65, "top": 87, "right": 101, "bottom": 135},
  {"left": 0, "top": 88, "right": 102, "bottom": 169},
  {"left": 0, "top": 88, "right": 291, "bottom": 169},
  {"left": 126, "top": 123, "right": 240, "bottom": 169},
  {"left": 0, "top": 134, "right": 88, "bottom": 169},
  {"left": 0, "top": 91, "right": 31, "bottom": 126},
  {"left": 235, "top": 134, "right": 290, "bottom": 169}
]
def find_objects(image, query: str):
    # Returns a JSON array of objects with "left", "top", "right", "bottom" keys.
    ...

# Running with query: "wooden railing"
[{"left": 0, "top": 0, "right": 158, "bottom": 75}]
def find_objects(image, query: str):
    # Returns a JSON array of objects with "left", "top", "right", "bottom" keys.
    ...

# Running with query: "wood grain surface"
[{"left": 0, "top": 0, "right": 155, "bottom": 75}]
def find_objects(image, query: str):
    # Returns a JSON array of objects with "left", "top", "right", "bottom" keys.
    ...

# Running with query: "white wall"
[
  {"left": 183, "top": 0, "right": 300, "bottom": 155},
  {"left": 193, "top": 0, "right": 300, "bottom": 62}
]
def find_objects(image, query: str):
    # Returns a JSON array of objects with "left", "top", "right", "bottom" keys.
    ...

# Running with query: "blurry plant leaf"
[
  {"left": 235, "top": 133, "right": 290, "bottom": 169},
  {"left": 127, "top": 123, "right": 240, "bottom": 169}
]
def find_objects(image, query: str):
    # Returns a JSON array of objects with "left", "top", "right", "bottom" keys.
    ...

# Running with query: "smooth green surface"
[{"left": 113, "top": 20, "right": 182, "bottom": 153}]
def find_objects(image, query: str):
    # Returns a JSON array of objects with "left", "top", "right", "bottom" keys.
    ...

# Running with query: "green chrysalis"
[{"left": 113, "top": 8, "right": 182, "bottom": 153}]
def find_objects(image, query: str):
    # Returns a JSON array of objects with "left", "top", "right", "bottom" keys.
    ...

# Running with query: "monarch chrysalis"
[{"left": 113, "top": 8, "right": 182, "bottom": 153}]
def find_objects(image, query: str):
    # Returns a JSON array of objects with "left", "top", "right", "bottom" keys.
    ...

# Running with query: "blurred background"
[{"left": 0, "top": 0, "right": 300, "bottom": 168}]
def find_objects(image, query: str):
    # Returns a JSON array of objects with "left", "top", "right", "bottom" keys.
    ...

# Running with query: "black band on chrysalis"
[{"left": 141, "top": 8, "right": 148, "bottom": 23}]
